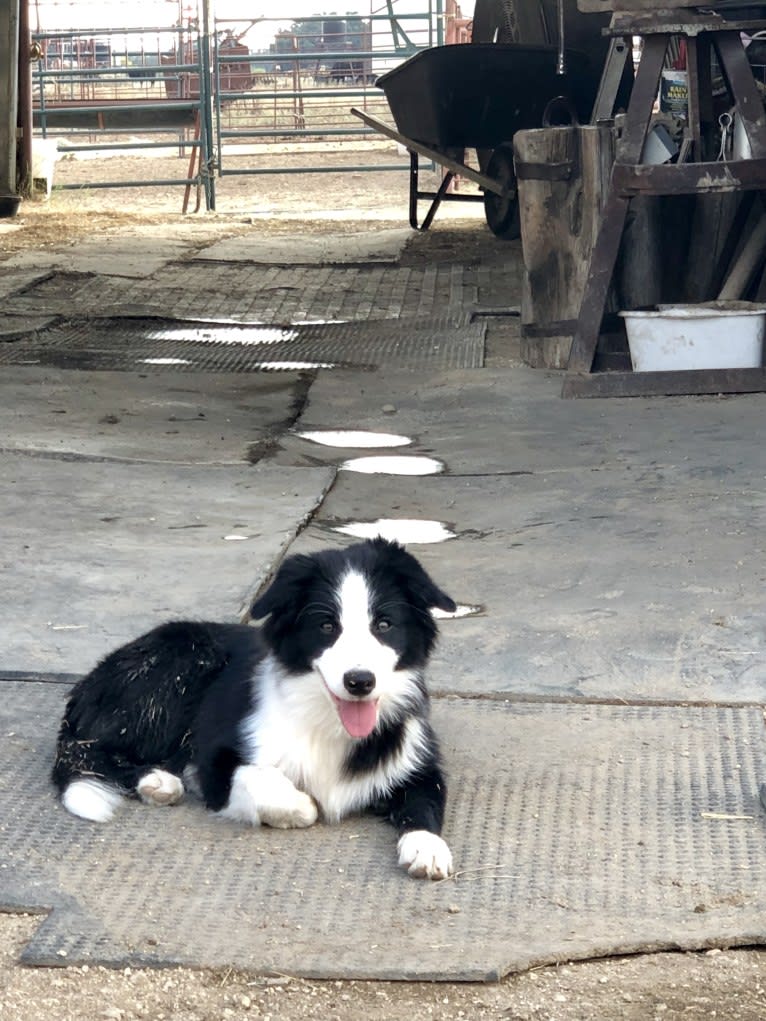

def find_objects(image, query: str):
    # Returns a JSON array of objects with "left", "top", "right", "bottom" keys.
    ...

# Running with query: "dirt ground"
[
  {"left": 2, "top": 146, "right": 766, "bottom": 1019},
  {"left": 44, "top": 143, "right": 446, "bottom": 217},
  {"left": 0, "top": 153, "right": 506, "bottom": 278},
  {"left": 2, "top": 913, "right": 766, "bottom": 1021}
]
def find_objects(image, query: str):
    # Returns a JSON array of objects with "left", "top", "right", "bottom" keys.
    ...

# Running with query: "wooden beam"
[
  {"left": 612, "top": 158, "right": 766, "bottom": 195},
  {"left": 0, "top": 0, "right": 20, "bottom": 199},
  {"left": 562, "top": 367, "right": 766, "bottom": 398}
]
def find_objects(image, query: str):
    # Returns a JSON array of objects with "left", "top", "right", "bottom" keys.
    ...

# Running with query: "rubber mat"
[
  {"left": 0, "top": 316, "right": 485, "bottom": 372},
  {"left": 6, "top": 263, "right": 494, "bottom": 324},
  {"left": 2, "top": 685, "right": 765, "bottom": 980}
]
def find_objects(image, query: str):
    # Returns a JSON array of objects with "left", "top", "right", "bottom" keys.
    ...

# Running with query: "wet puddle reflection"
[
  {"left": 298, "top": 430, "right": 411, "bottom": 449},
  {"left": 153, "top": 326, "right": 299, "bottom": 345},
  {"left": 332, "top": 518, "right": 455, "bottom": 544},
  {"left": 432, "top": 604, "right": 484, "bottom": 620},
  {"left": 340, "top": 455, "right": 444, "bottom": 476}
]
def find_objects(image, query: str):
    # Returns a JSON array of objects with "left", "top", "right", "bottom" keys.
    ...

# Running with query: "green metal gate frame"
[
  {"left": 33, "top": 21, "right": 212, "bottom": 208},
  {"left": 207, "top": 3, "right": 440, "bottom": 210},
  {"left": 29, "top": 1, "right": 440, "bottom": 212}
]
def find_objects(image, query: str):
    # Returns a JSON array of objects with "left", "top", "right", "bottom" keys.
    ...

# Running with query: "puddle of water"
[
  {"left": 139, "top": 357, "right": 335, "bottom": 371},
  {"left": 333, "top": 518, "right": 455, "bottom": 544},
  {"left": 298, "top": 430, "right": 411, "bottom": 449},
  {"left": 152, "top": 326, "right": 298, "bottom": 345},
  {"left": 340, "top": 455, "right": 444, "bottom": 476},
  {"left": 255, "top": 360, "right": 337, "bottom": 371},
  {"left": 297, "top": 319, "right": 349, "bottom": 326},
  {"left": 432, "top": 604, "right": 484, "bottom": 620},
  {"left": 140, "top": 357, "right": 193, "bottom": 366}
]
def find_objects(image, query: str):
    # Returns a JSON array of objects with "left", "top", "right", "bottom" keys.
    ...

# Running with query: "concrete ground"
[{"left": 1, "top": 189, "right": 766, "bottom": 1017}]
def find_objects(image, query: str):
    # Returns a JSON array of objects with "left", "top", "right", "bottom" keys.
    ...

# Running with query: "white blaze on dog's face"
[
  {"left": 312, "top": 570, "right": 401, "bottom": 740},
  {"left": 250, "top": 538, "right": 456, "bottom": 743}
]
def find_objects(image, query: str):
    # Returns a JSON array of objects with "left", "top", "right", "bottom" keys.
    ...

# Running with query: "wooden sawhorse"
[{"left": 563, "top": 7, "right": 766, "bottom": 397}]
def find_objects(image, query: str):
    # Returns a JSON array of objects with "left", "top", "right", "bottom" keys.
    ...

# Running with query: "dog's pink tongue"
[{"left": 336, "top": 698, "right": 378, "bottom": 739}]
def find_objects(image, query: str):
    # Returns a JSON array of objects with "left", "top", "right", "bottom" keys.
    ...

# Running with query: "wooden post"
[
  {"left": 17, "top": 0, "right": 33, "bottom": 198},
  {"left": 514, "top": 125, "right": 616, "bottom": 369},
  {"left": 0, "top": 0, "right": 21, "bottom": 205}
]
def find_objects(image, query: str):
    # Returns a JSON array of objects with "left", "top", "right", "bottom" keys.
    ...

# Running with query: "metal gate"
[
  {"left": 207, "top": 4, "right": 439, "bottom": 209},
  {"left": 29, "top": 1, "right": 440, "bottom": 211},
  {"left": 32, "top": 16, "right": 211, "bottom": 211}
]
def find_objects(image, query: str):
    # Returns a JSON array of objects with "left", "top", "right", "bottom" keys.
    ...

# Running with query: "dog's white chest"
[
  {"left": 240, "top": 661, "right": 428, "bottom": 824},
  {"left": 241, "top": 671, "right": 356, "bottom": 821},
  {"left": 262, "top": 721, "right": 348, "bottom": 816}
]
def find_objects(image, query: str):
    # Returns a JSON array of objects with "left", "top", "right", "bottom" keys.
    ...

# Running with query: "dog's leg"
[
  {"left": 397, "top": 830, "right": 453, "bottom": 880},
  {"left": 61, "top": 778, "right": 125, "bottom": 822},
  {"left": 386, "top": 764, "right": 453, "bottom": 880},
  {"left": 218, "top": 765, "right": 318, "bottom": 829},
  {"left": 136, "top": 769, "right": 185, "bottom": 806}
]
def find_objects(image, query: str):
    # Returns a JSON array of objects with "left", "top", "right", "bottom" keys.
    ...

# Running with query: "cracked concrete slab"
[
  {"left": 287, "top": 467, "right": 766, "bottom": 704},
  {"left": 274, "top": 364, "right": 766, "bottom": 476},
  {"left": 193, "top": 228, "right": 412, "bottom": 265},
  {"left": 2, "top": 452, "right": 334, "bottom": 677},
  {"left": 2, "top": 219, "right": 766, "bottom": 988},
  {"left": 272, "top": 357, "right": 766, "bottom": 706},
  {"left": 2, "top": 237, "right": 195, "bottom": 278},
  {"left": 0, "top": 366, "right": 309, "bottom": 464},
  {"left": 2, "top": 684, "right": 765, "bottom": 979}
]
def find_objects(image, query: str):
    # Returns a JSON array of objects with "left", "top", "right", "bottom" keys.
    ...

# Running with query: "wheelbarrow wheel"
[{"left": 483, "top": 144, "right": 520, "bottom": 240}]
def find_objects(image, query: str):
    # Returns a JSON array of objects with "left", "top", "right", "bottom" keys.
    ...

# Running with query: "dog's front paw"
[
  {"left": 219, "top": 765, "right": 319, "bottom": 828},
  {"left": 397, "top": 830, "right": 453, "bottom": 880},
  {"left": 137, "top": 769, "right": 184, "bottom": 806},
  {"left": 260, "top": 789, "right": 319, "bottom": 829}
]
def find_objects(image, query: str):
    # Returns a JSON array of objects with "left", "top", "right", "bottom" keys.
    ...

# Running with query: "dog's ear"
[
  {"left": 373, "top": 538, "right": 457, "bottom": 614},
  {"left": 249, "top": 554, "right": 318, "bottom": 621},
  {"left": 429, "top": 582, "right": 457, "bottom": 613},
  {"left": 413, "top": 573, "right": 457, "bottom": 614}
]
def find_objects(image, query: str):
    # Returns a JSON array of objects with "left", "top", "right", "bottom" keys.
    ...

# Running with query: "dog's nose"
[{"left": 343, "top": 669, "right": 376, "bottom": 697}]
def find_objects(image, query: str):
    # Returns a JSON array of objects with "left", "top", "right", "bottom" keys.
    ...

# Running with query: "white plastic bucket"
[{"left": 620, "top": 307, "right": 765, "bottom": 372}]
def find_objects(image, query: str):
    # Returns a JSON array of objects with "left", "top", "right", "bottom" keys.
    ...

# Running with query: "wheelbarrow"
[{"left": 352, "top": 42, "right": 603, "bottom": 236}]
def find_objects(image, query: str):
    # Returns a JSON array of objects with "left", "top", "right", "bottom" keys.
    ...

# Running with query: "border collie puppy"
[{"left": 52, "top": 538, "right": 456, "bottom": 880}]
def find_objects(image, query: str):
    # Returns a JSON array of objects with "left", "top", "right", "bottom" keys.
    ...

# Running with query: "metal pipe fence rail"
[
  {"left": 28, "top": 2, "right": 440, "bottom": 212},
  {"left": 212, "top": 7, "right": 436, "bottom": 188},
  {"left": 32, "top": 22, "right": 211, "bottom": 209}
]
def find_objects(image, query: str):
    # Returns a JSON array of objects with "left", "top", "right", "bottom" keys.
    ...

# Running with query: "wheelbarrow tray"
[{"left": 376, "top": 43, "right": 598, "bottom": 150}]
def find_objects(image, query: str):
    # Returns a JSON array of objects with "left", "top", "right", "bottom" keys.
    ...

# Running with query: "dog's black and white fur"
[{"left": 52, "top": 538, "right": 456, "bottom": 879}]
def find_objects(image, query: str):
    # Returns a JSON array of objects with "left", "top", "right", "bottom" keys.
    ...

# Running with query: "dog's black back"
[{"left": 52, "top": 621, "right": 259, "bottom": 794}]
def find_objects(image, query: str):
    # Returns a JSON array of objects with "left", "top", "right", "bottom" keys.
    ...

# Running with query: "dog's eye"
[
  {"left": 319, "top": 620, "right": 337, "bottom": 634},
  {"left": 374, "top": 617, "right": 393, "bottom": 633}
]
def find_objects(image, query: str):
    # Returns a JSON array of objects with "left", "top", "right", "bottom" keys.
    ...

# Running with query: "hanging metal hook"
[
  {"left": 556, "top": 0, "right": 567, "bottom": 75},
  {"left": 717, "top": 111, "right": 733, "bottom": 161}
]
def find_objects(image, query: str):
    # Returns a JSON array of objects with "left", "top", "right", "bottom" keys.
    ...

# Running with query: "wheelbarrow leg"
[
  {"left": 408, "top": 150, "right": 420, "bottom": 228},
  {"left": 408, "top": 149, "right": 455, "bottom": 231}
]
